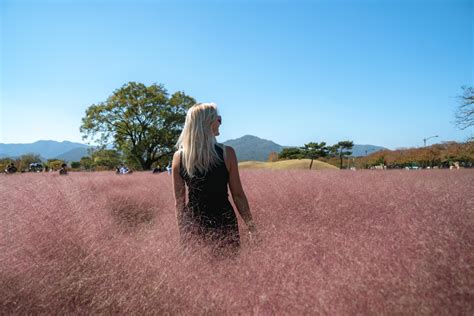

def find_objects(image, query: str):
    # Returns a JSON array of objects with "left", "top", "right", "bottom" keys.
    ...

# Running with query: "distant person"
[
  {"left": 59, "top": 163, "right": 68, "bottom": 175},
  {"left": 116, "top": 164, "right": 127, "bottom": 174},
  {"left": 4, "top": 163, "right": 17, "bottom": 174},
  {"left": 120, "top": 165, "right": 129, "bottom": 174},
  {"left": 172, "top": 103, "right": 258, "bottom": 255},
  {"left": 10, "top": 163, "right": 17, "bottom": 173},
  {"left": 153, "top": 166, "right": 162, "bottom": 174},
  {"left": 166, "top": 162, "right": 172, "bottom": 175},
  {"left": 117, "top": 164, "right": 132, "bottom": 174}
]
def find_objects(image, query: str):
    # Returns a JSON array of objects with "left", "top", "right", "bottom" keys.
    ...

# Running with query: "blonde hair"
[{"left": 176, "top": 103, "right": 222, "bottom": 177}]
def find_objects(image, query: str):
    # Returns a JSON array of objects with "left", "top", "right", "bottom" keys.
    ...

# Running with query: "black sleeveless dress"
[{"left": 179, "top": 144, "right": 240, "bottom": 250}]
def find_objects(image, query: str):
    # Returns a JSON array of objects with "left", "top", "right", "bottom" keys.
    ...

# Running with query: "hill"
[
  {"left": 223, "top": 135, "right": 283, "bottom": 161},
  {"left": 351, "top": 144, "right": 387, "bottom": 157},
  {"left": 239, "top": 159, "right": 338, "bottom": 170},
  {"left": 0, "top": 140, "right": 90, "bottom": 160},
  {"left": 0, "top": 136, "right": 387, "bottom": 162},
  {"left": 55, "top": 147, "right": 91, "bottom": 162},
  {"left": 223, "top": 135, "right": 386, "bottom": 161}
]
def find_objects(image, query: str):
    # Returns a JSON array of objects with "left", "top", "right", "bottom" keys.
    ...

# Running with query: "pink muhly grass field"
[{"left": 1, "top": 169, "right": 473, "bottom": 314}]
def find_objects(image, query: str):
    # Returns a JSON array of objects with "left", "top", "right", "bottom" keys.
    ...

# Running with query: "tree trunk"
[{"left": 309, "top": 159, "right": 314, "bottom": 170}]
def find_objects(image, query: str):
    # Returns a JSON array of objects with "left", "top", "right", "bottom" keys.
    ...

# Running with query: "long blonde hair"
[{"left": 176, "top": 103, "right": 222, "bottom": 177}]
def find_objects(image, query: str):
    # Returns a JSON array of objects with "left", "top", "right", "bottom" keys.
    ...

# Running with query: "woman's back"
[
  {"left": 172, "top": 103, "right": 257, "bottom": 254},
  {"left": 180, "top": 144, "right": 229, "bottom": 207},
  {"left": 179, "top": 144, "right": 239, "bottom": 248}
]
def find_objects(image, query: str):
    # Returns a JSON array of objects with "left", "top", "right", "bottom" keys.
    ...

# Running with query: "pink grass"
[{"left": 1, "top": 170, "right": 473, "bottom": 314}]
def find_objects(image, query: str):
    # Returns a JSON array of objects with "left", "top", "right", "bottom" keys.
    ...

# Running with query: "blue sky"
[{"left": 1, "top": 0, "right": 473, "bottom": 149}]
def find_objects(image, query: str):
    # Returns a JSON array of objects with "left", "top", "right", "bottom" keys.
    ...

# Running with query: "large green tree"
[
  {"left": 80, "top": 82, "right": 195, "bottom": 170},
  {"left": 301, "top": 142, "right": 329, "bottom": 170}
]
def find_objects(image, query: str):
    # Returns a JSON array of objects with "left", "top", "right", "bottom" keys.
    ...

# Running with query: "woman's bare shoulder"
[
  {"left": 172, "top": 150, "right": 182, "bottom": 166},
  {"left": 216, "top": 143, "right": 234, "bottom": 157},
  {"left": 224, "top": 146, "right": 237, "bottom": 161}
]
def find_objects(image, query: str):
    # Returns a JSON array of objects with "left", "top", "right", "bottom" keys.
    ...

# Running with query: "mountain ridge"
[
  {"left": 223, "top": 135, "right": 284, "bottom": 161},
  {"left": 0, "top": 140, "right": 89, "bottom": 160},
  {"left": 1, "top": 136, "right": 387, "bottom": 162}
]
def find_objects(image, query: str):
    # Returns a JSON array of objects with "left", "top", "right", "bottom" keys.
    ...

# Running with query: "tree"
[
  {"left": 91, "top": 148, "right": 122, "bottom": 170},
  {"left": 0, "top": 158, "right": 14, "bottom": 172},
  {"left": 455, "top": 86, "right": 474, "bottom": 131},
  {"left": 301, "top": 142, "right": 328, "bottom": 170},
  {"left": 267, "top": 151, "right": 279, "bottom": 162},
  {"left": 80, "top": 156, "right": 94, "bottom": 171},
  {"left": 278, "top": 147, "right": 304, "bottom": 160},
  {"left": 80, "top": 82, "right": 195, "bottom": 170},
  {"left": 19, "top": 153, "right": 42, "bottom": 172},
  {"left": 71, "top": 161, "right": 81, "bottom": 169},
  {"left": 332, "top": 141, "right": 354, "bottom": 169},
  {"left": 47, "top": 159, "right": 66, "bottom": 171}
]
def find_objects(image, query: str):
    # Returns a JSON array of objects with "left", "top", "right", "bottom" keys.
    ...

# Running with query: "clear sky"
[{"left": 1, "top": 0, "right": 473, "bottom": 149}]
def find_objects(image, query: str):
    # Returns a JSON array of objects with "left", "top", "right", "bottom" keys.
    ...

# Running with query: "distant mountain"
[
  {"left": 0, "top": 140, "right": 90, "bottom": 161},
  {"left": 351, "top": 144, "right": 387, "bottom": 157},
  {"left": 0, "top": 137, "right": 387, "bottom": 163},
  {"left": 223, "top": 135, "right": 283, "bottom": 161},
  {"left": 222, "top": 135, "right": 387, "bottom": 161},
  {"left": 55, "top": 147, "right": 91, "bottom": 162}
]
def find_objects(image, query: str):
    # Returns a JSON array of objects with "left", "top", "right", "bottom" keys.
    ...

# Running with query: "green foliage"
[
  {"left": 18, "top": 153, "right": 42, "bottom": 171},
  {"left": 0, "top": 158, "right": 14, "bottom": 172},
  {"left": 375, "top": 156, "right": 386, "bottom": 166},
  {"left": 47, "top": 159, "right": 65, "bottom": 171},
  {"left": 278, "top": 147, "right": 305, "bottom": 160},
  {"left": 278, "top": 141, "right": 354, "bottom": 170},
  {"left": 80, "top": 157, "right": 94, "bottom": 171},
  {"left": 150, "top": 156, "right": 172, "bottom": 170},
  {"left": 332, "top": 141, "right": 354, "bottom": 169},
  {"left": 300, "top": 142, "right": 329, "bottom": 170},
  {"left": 70, "top": 161, "right": 81, "bottom": 169},
  {"left": 80, "top": 82, "right": 195, "bottom": 170},
  {"left": 301, "top": 142, "right": 328, "bottom": 159},
  {"left": 123, "top": 153, "right": 144, "bottom": 171},
  {"left": 91, "top": 149, "right": 122, "bottom": 170}
]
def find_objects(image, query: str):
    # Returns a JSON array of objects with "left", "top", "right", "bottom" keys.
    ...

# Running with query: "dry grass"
[
  {"left": 239, "top": 158, "right": 338, "bottom": 170},
  {"left": 1, "top": 169, "right": 473, "bottom": 314}
]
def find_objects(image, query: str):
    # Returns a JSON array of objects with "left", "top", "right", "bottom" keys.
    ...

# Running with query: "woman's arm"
[
  {"left": 226, "top": 146, "right": 257, "bottom": 233},
  {"left": 172, "top": 151, "right": 186, "bottom": 226}
]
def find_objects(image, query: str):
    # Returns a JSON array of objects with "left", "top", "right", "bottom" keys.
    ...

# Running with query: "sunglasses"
[{"left": 217, "top": 116, "right": 222, "bottom": 124}]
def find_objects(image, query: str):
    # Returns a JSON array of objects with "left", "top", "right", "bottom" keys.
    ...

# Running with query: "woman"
[{"left": 172, "top": 103, "right": 257, "bottom": 253}]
